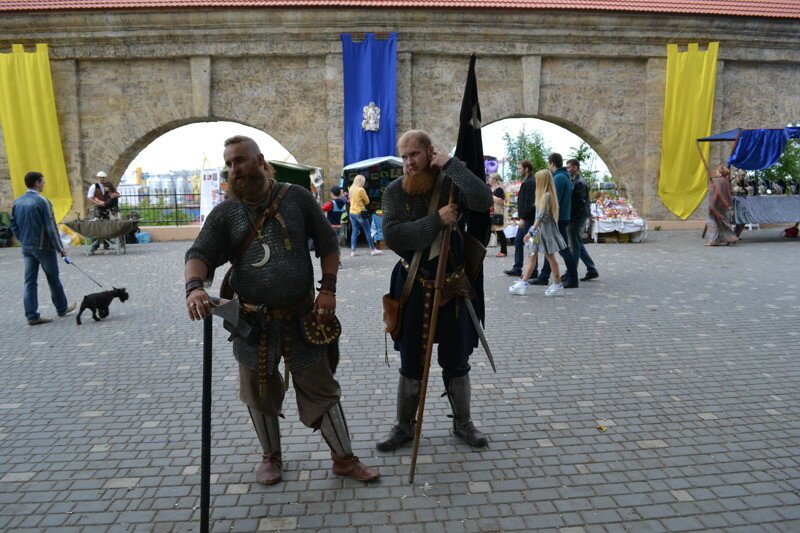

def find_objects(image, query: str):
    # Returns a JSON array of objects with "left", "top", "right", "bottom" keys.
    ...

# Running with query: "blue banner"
[{"left": 341, "top": 33, "right": 397, "bottom": 166}]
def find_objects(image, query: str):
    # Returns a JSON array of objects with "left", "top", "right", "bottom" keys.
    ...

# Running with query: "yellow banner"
[
  {"left": 0, "top": 44, "right": 71, "bottom": 222},
  {"left": 658, "top": 42, "right": 719, "bottom": 219}
]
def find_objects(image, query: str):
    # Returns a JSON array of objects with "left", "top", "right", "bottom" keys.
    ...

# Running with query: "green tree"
[
  {"left": 502, "top": 129, "right": 549, "bottom": 181},
  {"left": 757, "top": 140, "right": 800, "bottom": 184},
  {"left": 568, "top": 141, "right": 600, "bottom": 185}
]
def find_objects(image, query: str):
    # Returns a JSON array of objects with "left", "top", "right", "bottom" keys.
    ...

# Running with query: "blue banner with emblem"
[{"left": 341, "top": 33, "right": 397, "bottom": 166}]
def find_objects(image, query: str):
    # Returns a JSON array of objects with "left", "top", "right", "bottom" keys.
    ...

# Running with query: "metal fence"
[{"left": 117, "top": 191, "right": 201, "bottom": 226}]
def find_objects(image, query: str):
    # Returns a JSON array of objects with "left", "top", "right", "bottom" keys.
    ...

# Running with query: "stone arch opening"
[
  {"left": 113, "top": 118, "right": 297, "bottom": 182},
  {"left": 99, "top": 119, "right": 297, "bottom": 225},
  {"left": 479, "top": 115, "right": 616, "bottom": 186}
]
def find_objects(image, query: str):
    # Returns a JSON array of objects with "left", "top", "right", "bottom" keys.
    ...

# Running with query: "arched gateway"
[{"left": 0, "top": 1, "right": 799, "bottom": 222}]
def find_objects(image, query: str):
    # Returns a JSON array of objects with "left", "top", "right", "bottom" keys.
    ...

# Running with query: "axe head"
[{"left": 209, "top": 297, "right": 239, "bottom": 327}]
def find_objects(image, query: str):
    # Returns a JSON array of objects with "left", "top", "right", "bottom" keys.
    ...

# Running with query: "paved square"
[{"left": 1, "top": 230, "right": 798, "bottom": 531}]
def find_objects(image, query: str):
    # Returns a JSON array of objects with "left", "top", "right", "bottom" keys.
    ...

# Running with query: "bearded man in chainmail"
[
  {"left": 185, "top": 135, "right": 379, "bottom": 485},
  {"left": 377, "top": 130, "right": 493, "bottom": 451}
]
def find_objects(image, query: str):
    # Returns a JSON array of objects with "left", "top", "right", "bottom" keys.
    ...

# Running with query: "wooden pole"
[{"left": 409, "top": 184, "right": 455, "bottom": 484}]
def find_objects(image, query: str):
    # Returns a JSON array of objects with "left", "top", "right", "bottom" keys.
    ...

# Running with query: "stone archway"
[
  {"left": 110, "top": 118, "right": 296, "bottom": 183},
  {"left": 1, "top": 7, "right": 799, "bottom": 224}
]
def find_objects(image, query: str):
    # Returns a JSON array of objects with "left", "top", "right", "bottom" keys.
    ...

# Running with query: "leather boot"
[
  {"left": 376, "top": 376, "right": 420, "bottom": 451},
  {"left": 446, "top": 375, "right": 488, "bottom": 448},
  {"left": 256, "top": 452, "right": 282, "bottom": 485},
  {"left": 248, "top": 407, "right": 282, "bottom": 484},
  {"left": 331, "top": 452, "right": 380, "bottom": 482},
  {"left": 320, "top": 403, "right": 380, "bottom": 482}
]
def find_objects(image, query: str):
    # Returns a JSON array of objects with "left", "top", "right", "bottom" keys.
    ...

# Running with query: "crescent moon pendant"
[{"left": 251, "top": 243, "right": 270, "bottom": 267}]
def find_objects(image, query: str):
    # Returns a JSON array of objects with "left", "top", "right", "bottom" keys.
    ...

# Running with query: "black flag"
[
  {"left": 454, "top": 54, "right": 489, "bottom": 326},
  {"left": 454, "top": 54, "right": 490, "bottom": 246}
]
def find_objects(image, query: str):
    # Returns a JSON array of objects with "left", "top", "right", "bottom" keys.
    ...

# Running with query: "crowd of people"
[{"left": 497, "top": 153, "right": 600, "bottom": 296}]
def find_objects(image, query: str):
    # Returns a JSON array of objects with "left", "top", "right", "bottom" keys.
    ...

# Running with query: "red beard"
[{"left": 402, "top": 171, "right": 434, "bottom": 195}]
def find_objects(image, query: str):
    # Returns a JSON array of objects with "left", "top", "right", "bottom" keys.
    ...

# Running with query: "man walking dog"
[{"left": 10, "top": 171, "right": 76, "bottom": 325}]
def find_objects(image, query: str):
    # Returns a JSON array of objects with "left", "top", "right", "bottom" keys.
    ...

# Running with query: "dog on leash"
[{"left": 76, "top": 287, "right": 129, "bottom": 325}]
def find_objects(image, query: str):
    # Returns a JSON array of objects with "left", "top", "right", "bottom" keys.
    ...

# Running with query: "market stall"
[
  {"left": 591, "top": 187, "right": 646, "bottom": 243},
  {"left": 340, "top": 155, "right": 403, "bottom": 212},
  {"left": 340, "top": 156, "right": 403, "bottom": 248},
  {"left": 696, "top": 127, "right": 800, "bottom": 235}
]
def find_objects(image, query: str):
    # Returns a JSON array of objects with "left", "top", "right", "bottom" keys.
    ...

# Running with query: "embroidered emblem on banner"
[{"left": 362, "top": 102, "right": 381, "bottom": 131}]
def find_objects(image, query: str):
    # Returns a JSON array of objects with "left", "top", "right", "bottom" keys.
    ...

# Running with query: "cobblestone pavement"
[{"left": 1, "top": 229, "right": 799, "bottom": 533}]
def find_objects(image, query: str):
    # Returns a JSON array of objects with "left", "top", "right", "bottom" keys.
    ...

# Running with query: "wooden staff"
[{"left": 409, "top": 184, "right": 456, "bottom": 484}]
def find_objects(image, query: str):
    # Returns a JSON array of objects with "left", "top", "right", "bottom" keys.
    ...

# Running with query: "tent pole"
[{"left": 696, "top": 140, "right": 712, "bottom": 178}]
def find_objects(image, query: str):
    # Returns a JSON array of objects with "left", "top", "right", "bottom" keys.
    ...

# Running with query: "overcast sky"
[{"left": 125, "top": 118, "right": 609, "bottom": 177}]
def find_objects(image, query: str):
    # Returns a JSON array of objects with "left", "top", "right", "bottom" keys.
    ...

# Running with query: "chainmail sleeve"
[
  {"left": 184, "top": 200, "right": 236, "bottom": 280},
  {"left": 296, "top": 185, "right": 339, "bottom": 258},
  {"left": 442, "top": 158, "right": 493, "bottom": 212}
]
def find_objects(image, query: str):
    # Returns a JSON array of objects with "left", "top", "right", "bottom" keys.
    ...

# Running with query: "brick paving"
[{"left": 0, "top": 229, "right": 799, "bottom": 532}]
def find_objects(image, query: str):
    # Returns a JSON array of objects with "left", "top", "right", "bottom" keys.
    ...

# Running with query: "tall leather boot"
[
  {"left": 247, "top": 406, "right": 282, "bottom": 485},
  {"left": 320, "top": 403, "right": 380, "bottom": 481},
  {"left": 446, "top": 375, "right": 488, "bottom": 448},
  {"left": 376, "top": 376, "right": 420, "bottom": 452}
]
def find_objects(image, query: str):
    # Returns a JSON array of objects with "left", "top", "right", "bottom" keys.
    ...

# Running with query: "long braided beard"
[{"left": 401, "top": 171, "right": 434, "bottom": 195}]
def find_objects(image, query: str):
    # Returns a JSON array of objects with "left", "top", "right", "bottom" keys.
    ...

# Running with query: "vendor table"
[
  {"left": 732, "top": 196, "right": 800, "bottom": 225},
  {"left": 65, "top": 220, "right": 138, "bottom": 256},
  {"left": 591, "top": 218, "right": 647, "bottom": 243}
]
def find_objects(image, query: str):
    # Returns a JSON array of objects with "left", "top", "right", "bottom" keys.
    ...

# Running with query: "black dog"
[{"left": 76, "top": 287, "right": 129, "bottom": 325}]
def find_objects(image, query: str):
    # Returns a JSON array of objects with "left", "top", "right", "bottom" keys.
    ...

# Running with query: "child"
[
  {"left": 321, "top": 185, "right": 347, "bottom": 266},
  {"left": 509, "top": 169, "right": 567, "bottom": 296}
]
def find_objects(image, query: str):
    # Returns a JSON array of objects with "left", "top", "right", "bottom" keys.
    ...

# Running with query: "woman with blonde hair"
[
  {"left": 348, "top": 174, "right": 381, "bottom": 256},
  {"left": 509, "top": 169, "right": 567, "bottom": 296},
  {"left": 488, "top": 173, "right": 508, "bottom": 257}
]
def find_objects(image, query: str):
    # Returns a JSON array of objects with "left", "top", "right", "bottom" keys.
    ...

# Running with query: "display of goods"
[{"left": 595, "top": 195, "right": 640, "bottom": 220}]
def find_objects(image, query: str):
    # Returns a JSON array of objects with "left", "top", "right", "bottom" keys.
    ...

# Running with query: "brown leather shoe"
[
  {"left": 331, "top": 453, "right": 380, "bottom": 482},
  {"left": 256, "top": 452, "right": 282, "bottom": 485}
]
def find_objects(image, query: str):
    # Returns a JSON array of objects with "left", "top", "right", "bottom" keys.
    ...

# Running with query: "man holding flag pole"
[{"left": 378, "top": 56, "right": 494, "bottom": 470}]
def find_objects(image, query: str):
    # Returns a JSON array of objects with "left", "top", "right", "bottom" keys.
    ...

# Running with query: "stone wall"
[{"left": 0, "top": 8, "right": 798, "bottom": 222}]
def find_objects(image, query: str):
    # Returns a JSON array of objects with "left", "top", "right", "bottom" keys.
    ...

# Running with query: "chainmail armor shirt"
[
  {"left": 382, "top": 158, "right": 493, "bottom": 255},
  {"left": 185, "top": 184, "right": 339, "bottom": 373}
]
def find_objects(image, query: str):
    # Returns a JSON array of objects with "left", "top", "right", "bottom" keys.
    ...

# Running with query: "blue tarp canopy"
[{"left": 697, "top": 126, "right": 800, "bottom": 170}]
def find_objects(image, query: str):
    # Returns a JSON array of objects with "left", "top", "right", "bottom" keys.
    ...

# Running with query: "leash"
[{"left": 63, "top": 256, "right": 104, "bottom": 289}]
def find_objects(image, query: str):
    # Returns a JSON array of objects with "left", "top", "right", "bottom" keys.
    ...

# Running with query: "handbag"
[
  {"left": 299, "top": 313, "right": 342, "bottom": 346},
  {"left": 490, "top": 213, "right": 504, "bottom": 226},
  {"left": 381, "top": 173, "right": 444, "bottom": 342}
]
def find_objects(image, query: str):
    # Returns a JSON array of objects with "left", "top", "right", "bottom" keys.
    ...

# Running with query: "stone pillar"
[
  {"left": 521, "top": 55, "right": 542, "bottom": 116},
  {"left": 642, "top": 57, "right": 666, "bottom": 219},
  {"left": 397, "top": 51, "right": 412, "bottom": 136},
  {"left": 710, "top": 59, "right": 725, "bottom": 167},
  {"left": 324, "top": 53, "right": 344, "bottom": 188},
  {"left": 190, "top": 56, "right": 211, "bottom": 117},
  {"left": 51, "top": 59, "right": 85, "bottom": 219}
]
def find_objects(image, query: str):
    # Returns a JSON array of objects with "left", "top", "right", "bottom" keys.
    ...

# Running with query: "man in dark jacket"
[
  {"left": 531, "top": 153, "right": 579, "bottom": 287},
  {"left": 504, "top": 160, "right": 537, "bottom": 277},
  {"left": 566, "top": 159, "right": 599, "bottom": 281}
]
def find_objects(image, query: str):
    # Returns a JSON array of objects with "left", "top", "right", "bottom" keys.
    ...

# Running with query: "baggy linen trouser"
[{"left": 238, "top": 355, "right": 341, "bottom": 429}]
